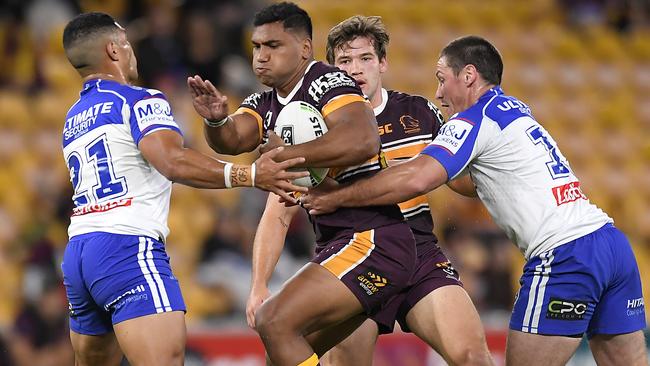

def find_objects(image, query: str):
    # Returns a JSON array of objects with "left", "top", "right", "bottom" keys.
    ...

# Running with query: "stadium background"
[{"left": 0, "top": 0, "right": 648, "bottom": 365}]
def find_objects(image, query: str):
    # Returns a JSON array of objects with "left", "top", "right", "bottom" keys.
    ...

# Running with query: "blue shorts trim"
[
  {"left": 510, "top": 224, "right": 646, "bottom": 338},
  {"left": 62, "top": 232, "right": 186, "bottom": 335}
]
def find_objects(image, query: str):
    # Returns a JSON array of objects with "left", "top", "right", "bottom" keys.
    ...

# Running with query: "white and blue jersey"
[
  {"left": 422, "top": 86, "right": 645, "bottom": 337},
  {"left": 422, "top": 86, "right": 611, "bottom": 259},
  {"left": 61, "top": 79, "right": 186, "bottom": 335},
  {"left": 63, "top": 79, "right": 182, "bottom": 240}
]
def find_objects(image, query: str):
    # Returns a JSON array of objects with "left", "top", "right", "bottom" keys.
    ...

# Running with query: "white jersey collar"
[
  {"left": 373, "top": 88, "right": 388, "bottom": 116},
  {"left": 276, "top": 60, "right": 317, "bottom": 105}
]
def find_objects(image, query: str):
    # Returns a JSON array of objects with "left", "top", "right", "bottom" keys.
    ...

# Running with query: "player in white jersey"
[
  {"left": 302, "top": 35, "right": 647, "bottom": 366},
  {"left": 60, "top": 12, "right": 308, "bottom": 366}
]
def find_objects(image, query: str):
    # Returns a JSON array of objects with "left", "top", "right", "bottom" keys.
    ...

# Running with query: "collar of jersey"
[
  {"left": 373, "top": 88, "right": 389, "bottom": 116},
  {"left": 275, "top": 60, "right": 317, "bottom": 105},
  {"left": 81, "top": 78, "right": 119, "bottom": 95},
  {"left": 480, "top": 85, "right": 504, "bottom": 101}
]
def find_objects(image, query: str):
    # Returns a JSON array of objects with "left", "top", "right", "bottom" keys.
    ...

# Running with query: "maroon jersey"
[
  {"left": 374, "top": 89, "right": 444, "bottom": 246},
  {"left": 237, "top": 62, "right": 403, "bottom": 244}
]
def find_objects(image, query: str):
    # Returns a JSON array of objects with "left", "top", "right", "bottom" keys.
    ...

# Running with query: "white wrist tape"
[
  {"left": 204, "top": 116, "right": 229, "bottom": 128},
  {"left": 224, "top": 162, "right": 233, "bottom": 188},
  {"left": 251, "top": 163, "right": 256, "bottom": 187}
]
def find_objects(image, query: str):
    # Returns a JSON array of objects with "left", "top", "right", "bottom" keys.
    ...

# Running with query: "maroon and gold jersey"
[
  {"left": 374, "top": 89, "right": 444, "bottom": 245},
  {"left": 237, "top": 61, "right": 402, "bottom": 243}
]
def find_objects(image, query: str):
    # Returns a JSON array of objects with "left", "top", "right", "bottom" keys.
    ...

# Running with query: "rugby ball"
[{"left": 274, "top": 101, "right": 329, "bottom": 187}]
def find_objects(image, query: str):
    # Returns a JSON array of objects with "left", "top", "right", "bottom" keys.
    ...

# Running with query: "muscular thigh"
[
  {"left": 114, "top": 311, "right": 186, "bottom": 366},
  {"left": 259, "top": 263, "right": 364, "bottom": 335},
  {"left": 319, "top": 319, "right": 378, "bottom": 366},
  {"left": 372, "top": 244, "right": 461, "bottom": 334},
  {"left": 70, "top": 331, "right": 123, "bottom": 366},
  {"left": 506, "top": 330, "right": 581, "bottom": 366},
  {"left": 589, "top": 331, "right": 648, "bottom": 366}
]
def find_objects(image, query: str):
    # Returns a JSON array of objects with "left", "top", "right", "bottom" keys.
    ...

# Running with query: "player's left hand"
[
  {"left": 300, "top": 189, "right": 339, "bottom": 215},
  {"left": 260, "top": 131, "right": 284, "bottom": 155}
]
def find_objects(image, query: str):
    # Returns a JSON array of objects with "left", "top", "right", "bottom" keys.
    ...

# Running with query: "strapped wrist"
[
  {"left": 204, "top": 116, "right": 229, "bottom": 128},
  {"left": 251, "top": 163, "right": 256, "bottom": 187},
  {"left": 223, "top": 163, "right": 233, "bottom": 188}
]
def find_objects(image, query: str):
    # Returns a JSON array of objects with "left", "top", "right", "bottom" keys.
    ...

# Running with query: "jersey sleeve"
[
  {"left": 235, "top": 92, "right": 264, "bottom": 141},
  {"left": 306, "top": 68, "right": 366, "bottom": 118},
  {"left": 129, "top": 90, "right": 182, "bottom": 145},
  {"left": 420, "top": 117, "right": 481, "bottom": 181}
]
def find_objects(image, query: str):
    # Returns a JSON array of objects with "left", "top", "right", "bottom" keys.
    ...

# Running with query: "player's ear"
[
  {"left": 379, "top": 56, "right": 388, "bottom": 74},
  {"left": 463, "top": 64, "right": 478, "bottom": 86},
  {"left": 106, "top": 39, "right": 120, "bottom": 62},
  {"left": 301, "top": 37, "right": 312, "bottom": 60}
]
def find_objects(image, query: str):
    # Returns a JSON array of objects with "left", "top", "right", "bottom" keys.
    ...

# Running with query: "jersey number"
[
  {"left": 526, "top": 126, "right": 570, "bottom": 179},
  {"left": 66, "top": 135, "right": 127, "bottom": 206}
]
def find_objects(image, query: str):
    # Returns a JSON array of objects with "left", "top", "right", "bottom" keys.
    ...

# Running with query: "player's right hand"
[
  {"left": 187, "top": 75, "right": 229, "bottom": 122},
  {"left": 254, "top": 147, "right": 309, "bottom": 202},
  {"left": 246, "top": 286, "right": 271, "bottom": 329}
]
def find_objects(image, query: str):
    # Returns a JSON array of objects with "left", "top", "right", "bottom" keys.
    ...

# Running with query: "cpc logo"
[{"left": 546, "top": 298, "right": 588, "bottom": 320}]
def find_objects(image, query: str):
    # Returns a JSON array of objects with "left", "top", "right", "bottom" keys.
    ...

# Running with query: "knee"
[
  {"left": 447, "top": 337, "right": 493, "bottom": 366},
  {"left": 133, "top": 346, "right": 184, "bottom": 366},
  {"left": 255, "top": 300, "right": 292, "bottom": 339}
]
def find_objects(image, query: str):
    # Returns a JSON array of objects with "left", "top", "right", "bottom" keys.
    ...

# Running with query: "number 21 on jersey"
[{"left": 66, "top": 134, "right": 128, "bottom": 206}]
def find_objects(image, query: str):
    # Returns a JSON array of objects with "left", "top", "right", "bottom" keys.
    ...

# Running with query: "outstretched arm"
[
  {"left": 246, "top": 193, "right": 301, "bottom": 328},
  {"left": 188, "top": 75, "right": 261, "bottom": 155},
  {"left": 303, "top": 154, "right": 448, "bottom": 215},
  {"left": 139, "top": 130, "right": 308, "bottom": 200}
]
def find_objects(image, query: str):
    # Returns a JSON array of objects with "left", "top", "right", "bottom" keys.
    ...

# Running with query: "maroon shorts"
[
  {"left": 371, "top": 239, "right": 463, "bottom": 334},
  {"left": 312, "top": 222, "right": 417, "bottom": 316}
]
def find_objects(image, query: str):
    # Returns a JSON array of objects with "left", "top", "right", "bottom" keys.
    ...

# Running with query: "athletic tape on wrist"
[
  {"left": 204, "top": 116, "right": 229, "bottom": 128},
  {"left": 251, "top": 163, "right": 256, "bottom": 187},
  {"left": 224, "top": 162, "right": 233, "bottom": 188}
]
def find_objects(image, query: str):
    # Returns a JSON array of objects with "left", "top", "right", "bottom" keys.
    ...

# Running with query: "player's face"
[
  {"left": 333, "top": 36, "right": 386, "bottom": 104},
  {"left": 251, "top": 22, "right": 307, "bottom": 88},
  {"left": 115, "top": 30, "right": 138, "bottom": 83},
  {"left": 435, "top": 56, "right": 468, "bottom": 116}
]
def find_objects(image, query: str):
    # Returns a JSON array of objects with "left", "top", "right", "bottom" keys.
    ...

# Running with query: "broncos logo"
[{"left": 400, "top": 115, "right": 421, "bottom": 134}]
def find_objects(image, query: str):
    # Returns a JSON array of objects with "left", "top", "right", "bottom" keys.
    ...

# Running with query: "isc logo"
[
  {"left": 378, "top": 123, "right": 392, "bottom": 135},
  {"left": 280, "top": 126, "right": 294, "bottom": 145}
]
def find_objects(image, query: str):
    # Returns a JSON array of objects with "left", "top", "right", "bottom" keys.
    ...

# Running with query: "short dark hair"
[
  {"left": 253, "top": 2, "right": 312, "bottom": 39},
  {"left": 63, "top": 12, "right": 119, "bottom": 50},
  {"left": 326, "top": 15, "right": 389, "bottom": 64},
  {"left": 441, "top": 35, "right": 503, "bottom": 85}
]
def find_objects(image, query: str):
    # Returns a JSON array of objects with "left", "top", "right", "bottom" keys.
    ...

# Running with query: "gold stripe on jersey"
[
  {"left": 321, "top": 230, "right": 375, "bottom": 278},
  {"left": 235, "top": 107, "right": 264, "bottom": 143},
  {"left": 297, "top": 354, "right": 319, "bottom": 366},
  {"left": 398, "top": 195, "right": 430, "bottom": 215},
  {"left": 321, "top": 94, "right": 367, "bottom": 118},
  {"left": 328, "top": 154, "right": 382, "bottom": 182},
  {"left": 383, "top": 142, "right": 430, "bottom": 161}
]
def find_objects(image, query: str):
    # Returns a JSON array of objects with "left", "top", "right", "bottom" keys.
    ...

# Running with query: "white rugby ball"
[{"left": 274, "top": 101, "right": 329, "bottom": 187}]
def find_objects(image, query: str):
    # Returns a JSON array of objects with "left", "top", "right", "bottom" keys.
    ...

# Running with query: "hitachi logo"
[{"left": 628, "top": 298, "right": 644, "bottom": 309}]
